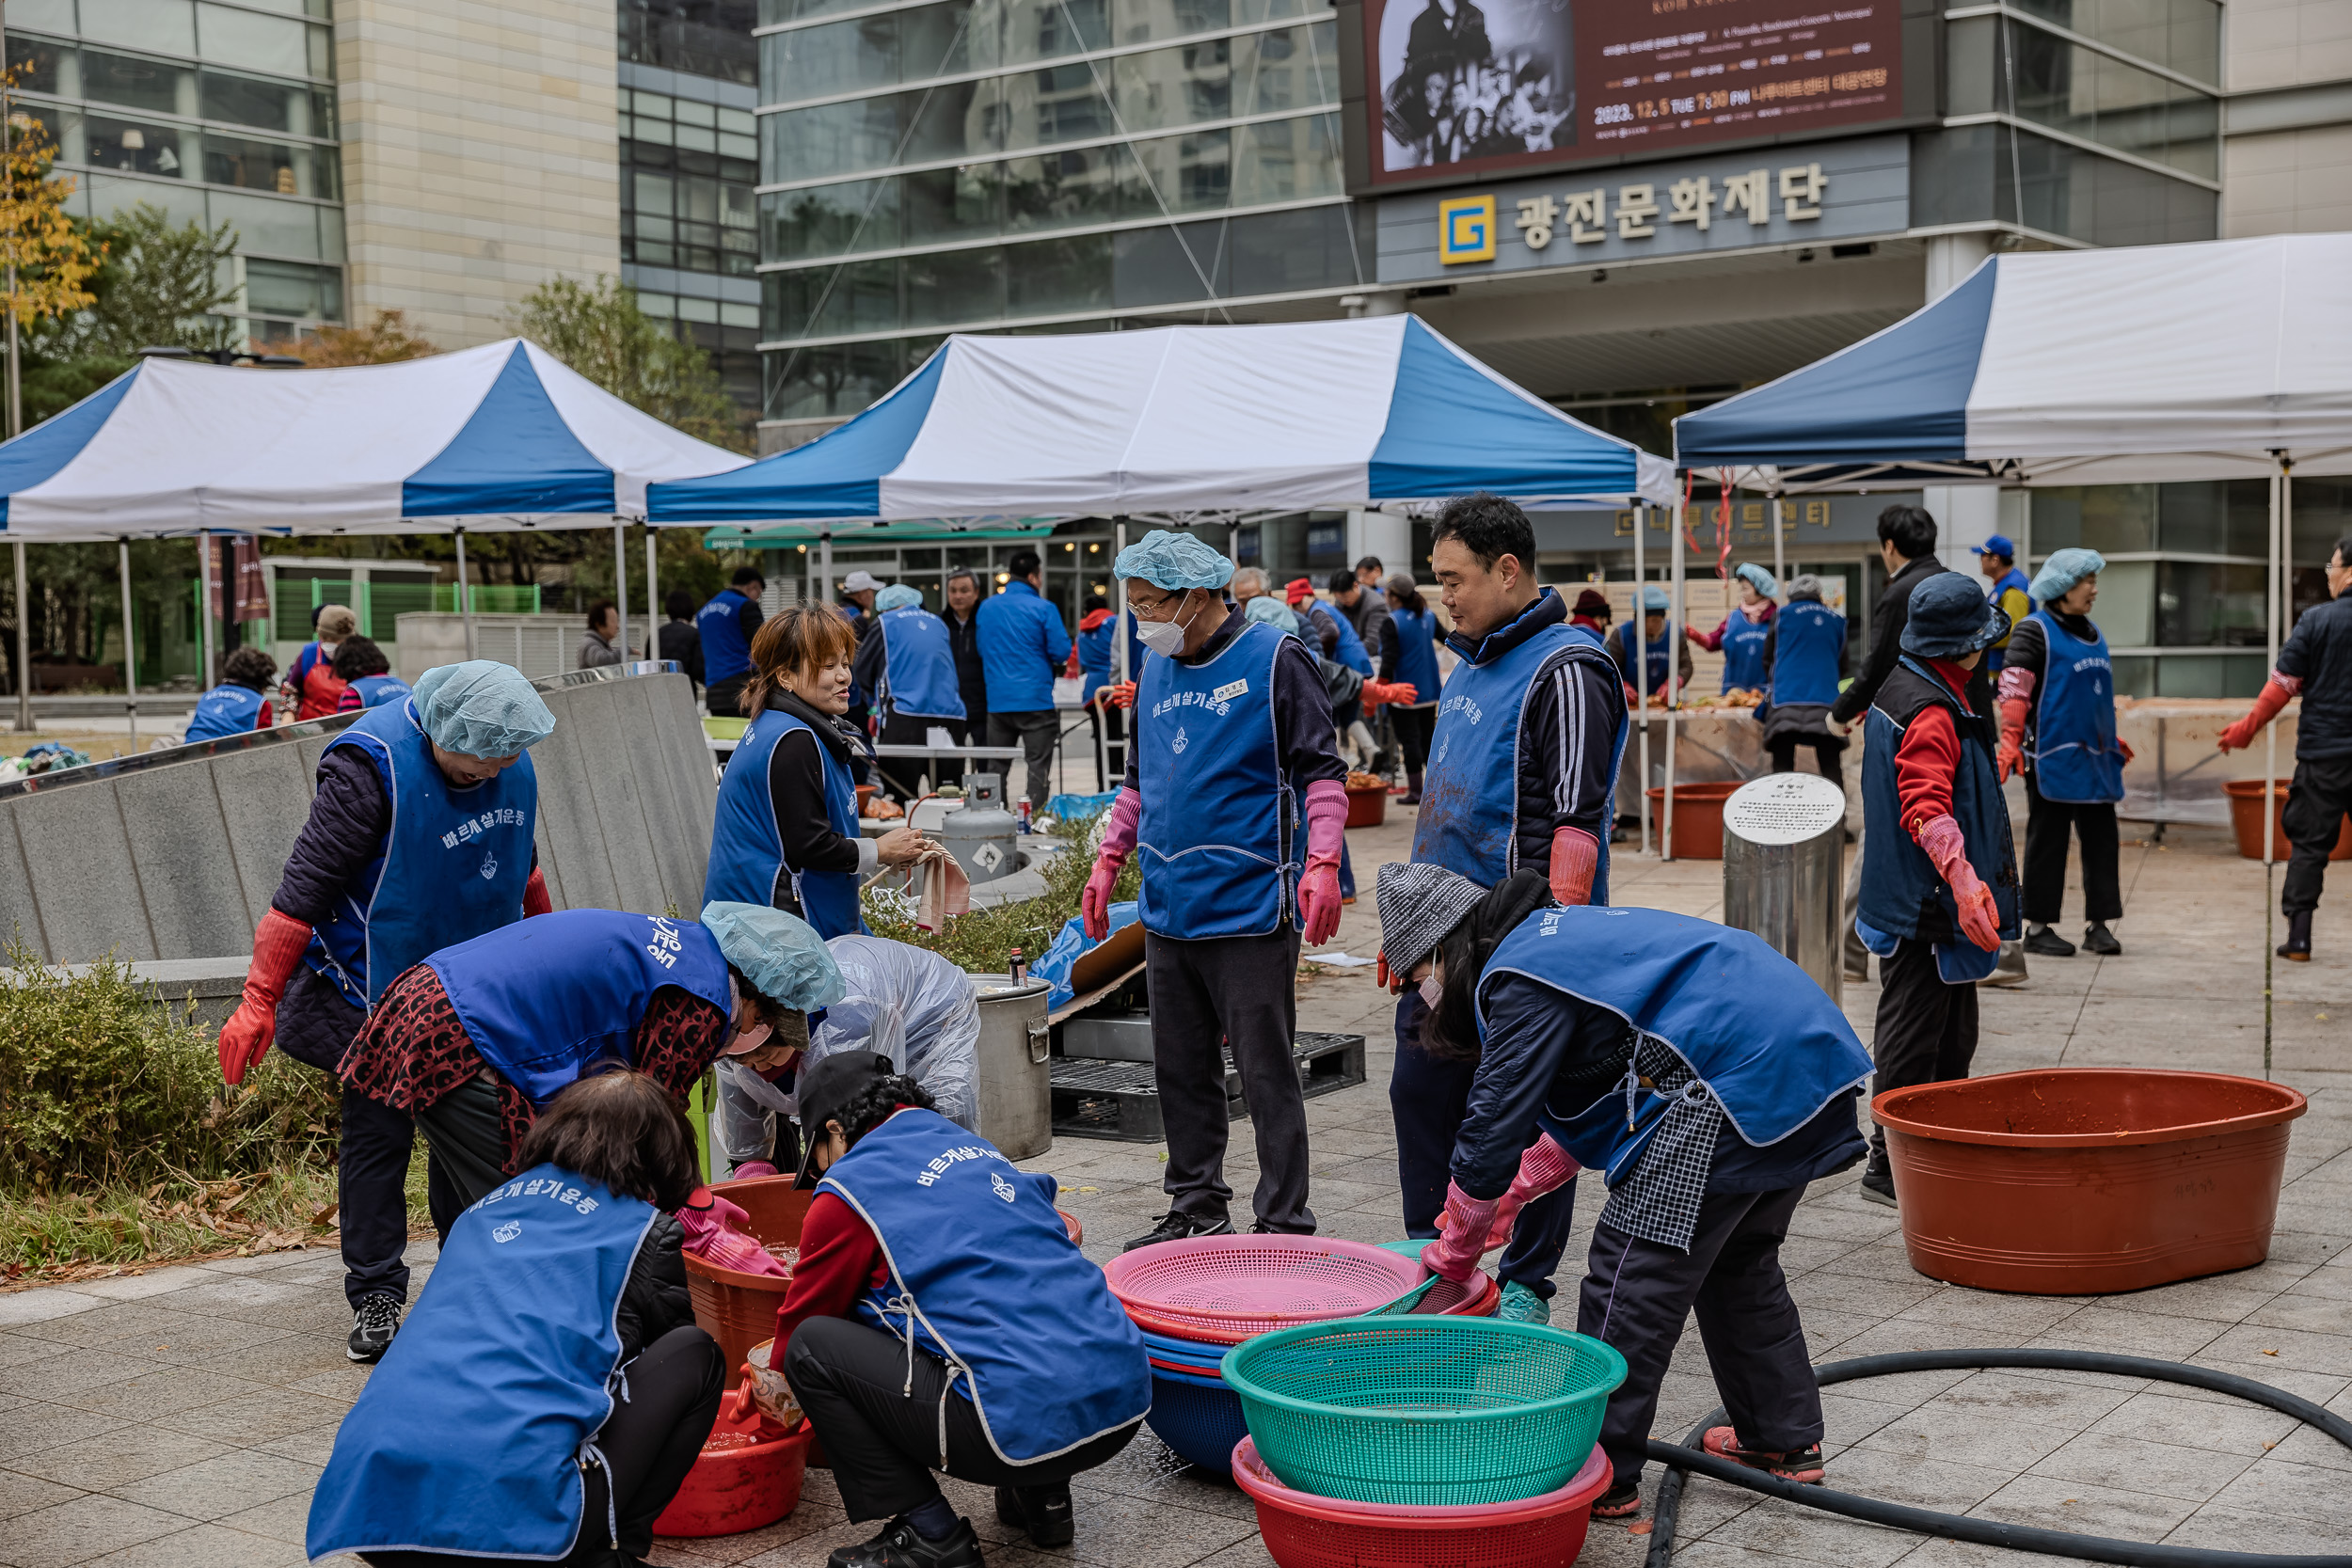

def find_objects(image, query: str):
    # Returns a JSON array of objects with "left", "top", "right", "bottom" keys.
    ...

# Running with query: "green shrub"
[{"left": 863, "top": 806, "right": 1139, "bottom": 974}]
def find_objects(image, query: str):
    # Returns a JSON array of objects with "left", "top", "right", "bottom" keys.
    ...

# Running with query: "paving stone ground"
[{"left": 3, "top": 798, "right": 2347, "bottom": 1568}]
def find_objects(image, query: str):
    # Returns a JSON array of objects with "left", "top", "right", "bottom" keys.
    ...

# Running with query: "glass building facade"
[
  {"left": 756, "top": 0, "right": 1370, "bottom": 424},
  {"left": 7, "top": 0, "right": 345, "bottom": 341}
]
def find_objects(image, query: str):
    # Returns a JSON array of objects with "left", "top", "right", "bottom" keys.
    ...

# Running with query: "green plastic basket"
[{"left": 1218, "top": 1317, "right": 1627, "bottom": 1507}]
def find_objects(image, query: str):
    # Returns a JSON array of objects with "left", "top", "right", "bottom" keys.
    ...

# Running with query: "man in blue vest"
[
  {"left": 1974, "top": 533, "right": 2034, "bottom": 676},
  {"left": 1391, "top": 491, "right": 1629, "bottom": 1323},
  {"left": 854, "top": 583, "right": 969, "bottom": 800},
  {"left": 1758, "top": 574, "right": 1849, "bottom": 779},
  {"left": 1854, "top": 572, "right": 2020, "bottom": 1206},
  {"left": 976, "top": 549, "right": 1073, "bottom": 819},
  {"left": 696, "top": 565, "right": 766, "bottom": 718},
  {"left": 215, "top": 660, "right": 557, "bottom": 1363}
]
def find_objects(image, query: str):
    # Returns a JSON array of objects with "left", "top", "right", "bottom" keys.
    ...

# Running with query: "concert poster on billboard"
[{"left": 1368, "top": 0, "right": 1903, "bottom": 184}]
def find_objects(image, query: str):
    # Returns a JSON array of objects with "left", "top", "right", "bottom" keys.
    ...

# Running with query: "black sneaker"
[
  {"left": 1858, "top": 1148, "right": 1897, "bottom": 1209},
  {"left": 2280, "top": 910, "right": 2313, "bottom": 962},
  {"left": 994, "top": 1482, "right": 1073, "bottom": 1547},
  {"left": 1120, "top": 1210, "right": 1232, "bottom": 1252},
  {"left": 828, "top": 1515, "right": 982, "bottom": 1568},
  {"left": 2023, "top": 925, "right": 2077, "bottom": 958},
  {"left": 347, "top": 1291, "right": 403, "bottom": 1364},
  {"left": 2082, "top": 923, "right": 2122, "bottom": 956}
]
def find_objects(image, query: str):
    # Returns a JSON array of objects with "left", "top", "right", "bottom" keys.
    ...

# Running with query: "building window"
[{"left": 623, "top": 0, "right": 757, "bottom": 86}]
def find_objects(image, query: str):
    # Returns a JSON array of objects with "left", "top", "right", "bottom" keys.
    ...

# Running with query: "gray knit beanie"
[{"left": 1375, "top": 862, "right": 1488, "bottom": 978}]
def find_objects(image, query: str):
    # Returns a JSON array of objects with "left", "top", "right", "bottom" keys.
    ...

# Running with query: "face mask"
[
  {"left": 1135, "top": 592, "right": 1198, "bottom": 657},
  {"left": 1418, "top": 973, "right": 1444, "bottom": 1009}
]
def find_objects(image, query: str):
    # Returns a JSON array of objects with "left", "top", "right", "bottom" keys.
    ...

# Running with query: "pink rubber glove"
[
  {"left": 1297, "top": 779, "right": 1348, "bottom": 945},
  {"left": 731, "top": 1161, "right": 781, "bottom": 1180},
  {"left": 1549, "top": 826, "right": 1599, "bottom": 908},
  {"left": 1915, "top": 813, "right": 2001, "bottom": 953},
  {"left": 1421, "top": 1181, "right": 1499, "bottom": 1283},
  {"left": 1454, "top": 1133, "right": 1581, "bottom": 1252},
  {"left": 1082, "top": 788, "right": 1141, "bottom": 941}
]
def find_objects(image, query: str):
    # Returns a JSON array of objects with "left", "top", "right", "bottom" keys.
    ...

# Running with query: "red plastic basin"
[
  {"left": 651, "top": 1401, "right": 811, "bottom": 1538},
  {"left": 1875, "top": 1069, "right": 2307, "bottom": 1294},
  {"left": 1232, "top": 1435, "right": 1610, "bottom": 1568},
  {"left": 1643, "top": 780, "right": 1740, "bottom": 859},
  {"left": 2223, "top": 779, "right": 2352, "bottom": 861}
]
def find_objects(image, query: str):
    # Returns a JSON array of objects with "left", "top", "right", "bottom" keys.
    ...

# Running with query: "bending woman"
[
  {"left": 1375, "top": 862, "right": 1872, "bottom": 1523},
  {"left": 774, "top": 1052, "right": 1149, "bottom": 1568},
  {"left": 309, "top": 1069, "right": 724, "bottom": 1567}
]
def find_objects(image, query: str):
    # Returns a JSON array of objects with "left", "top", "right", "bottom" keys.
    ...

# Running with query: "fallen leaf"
[
  {"left": 311, "top": 1201, "right": 341, "bottom": 1228},
  {"left": 2062, "top": 1498, "right": 2076, "bottom": 1505},
  {"left": 1629, "top": 1521, "right": 1653, "bottom": 1535},
  {"left": 1078, "top": 1187, "right": 1098, "bottom": 1194},
  {"left": 2262, "top": 1348, "right": 2280, "bottom": 1355},
  {"left": 2265, "top": 1440, "right": 2280, "bottom": 1450}
]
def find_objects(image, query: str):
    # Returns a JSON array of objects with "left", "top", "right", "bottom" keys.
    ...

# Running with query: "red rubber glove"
[
  {"left": 1995, "top": 697, "right": 2028, "bottom": 783},
  {"left": 1361, "top": 680, "right": 1417, "bottom": 706},
  {"left": 1421, "top": 1181, "right": 1499, "bottom": 1283},
  {"left": 1915, "top": 813, "right": 2000, "bottom": 952},
  {"left": 2118, "top": 736, "right": 2135, "bottom": 764},
  {"left": 219, "top": 910, "right": 312, "bottom": 1085},
  {"left": 1445, "top": 1133, "right": 1581, "bottom": 1252},
  {"left": 1549, "top": 826, "right": 1599, "bottom": 908},
  {"left": 2219, "top": 680, "right": 2293, "bottom": 752},
  {"left": 1104, "top": 680, "right": 1136, "bottom": 709},
  {"left": 523, "top": 864, "right": 552, "bottom": 917}
]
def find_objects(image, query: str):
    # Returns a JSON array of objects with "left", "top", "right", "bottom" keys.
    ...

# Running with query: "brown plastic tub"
[
  {"left": 2222, "top": 779, "right": 2352, "bottom": 861},
  {"left": 1874, "top": 1069, "right": 2306, "bottom": 1294},
  {"left": 685, "top": 1175, "right": 813, "bottom": 1387},
  {"left": 1643, "top": 781, "right": 1740, "bottom": 859}
]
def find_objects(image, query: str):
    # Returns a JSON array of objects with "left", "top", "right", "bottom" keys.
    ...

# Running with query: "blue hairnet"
[
  {"left": 1114, "top": 530, "right": 1234, "bottom": 591},
  {"left": 701, "top": 901, "right": 846, "bottom": 1010},
  {"left": 1639, "top": 585, "right": 1670, "bottom": 611},
  {"left": 1243, "top": 595, "right": 1299, "bottom": 634},
  {"left": 1735, "top": 562, "right": 1778, "bottom": 598},
  {"left": 410, "top": 660, "right": 556, "bottom": 758},
  {"left": 2031, "top": 547, "right": 2106, "bottom": 606},
  {"left": 874, "top": 583, "right": 923, "bottom": 613}
]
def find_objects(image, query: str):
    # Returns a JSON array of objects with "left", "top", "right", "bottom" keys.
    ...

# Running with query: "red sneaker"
[
  {"left": 1590, "top": 1481, "right": 1643, "bottom": 1519},
  {"left": 1702, "top": 1427, "right": 1825, "bottom": 1484}
]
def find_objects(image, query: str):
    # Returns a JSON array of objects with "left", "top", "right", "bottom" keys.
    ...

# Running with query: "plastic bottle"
[{"left": 1009, "top": 947, "right": 1027, "bottom": 985}]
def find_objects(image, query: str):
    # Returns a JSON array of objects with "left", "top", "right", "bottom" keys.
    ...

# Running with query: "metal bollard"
[{"left": 1722, "top": 772, "right": 1848, "bottom": 1003}]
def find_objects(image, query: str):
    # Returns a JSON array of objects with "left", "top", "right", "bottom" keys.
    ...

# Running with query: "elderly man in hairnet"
[
  {"left": 1079, "top": 530, "right": 1349, "bottom": 1250},
  {"left": 215, "top": 660, "right": 558, "bottom": 1366}
]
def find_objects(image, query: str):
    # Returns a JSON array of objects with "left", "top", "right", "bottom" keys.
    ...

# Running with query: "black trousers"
[
  {"left": 1768, "top": 735, "right": 1846, "bottom": 782},
  {"left": 2282, "top": 754, "right": 2352, "bottom": 917},
  {"left": 987, "top": 709, "right": 1060, "bottom": 815},
  {"left": 2022, "top": 770, "right": 2122, "bottom": 925},
  {"left": 1867, "top": 937, "right": 1977, "bottom": 1158},
  {"left": 705, "top": 673, "right": 750, "bottom": 720},
  {"left": 1576, "top": 1185, "right": 1820, "bottom": 1489},
  {"left": 786, "top": 1317, "right": 1140, "bottom": 1523},
  {"left": 1391, "top": 705, "right": 1437, "bottom": 780},
  {"left": 1388, "top": 991, "right": 1575, "bottom": 1299},
  {"left": 877, "top": 713, "right": 941, "bottom": 801},
  {"left": 339, "top": 1084, "right": 419, "bottom": 1308},
  {"left": 1145, "top": 927, "right": 1315, "bottom": 1233},
  {"left": 410, "top": 1075, "right": 509, "bottom": 1241},
  {"left": 361, "top": 1324, "right": 724, "bottom": 1566}
]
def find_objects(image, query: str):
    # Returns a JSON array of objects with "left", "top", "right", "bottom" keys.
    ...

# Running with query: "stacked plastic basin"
[
  {"left": 1221, "top": 1318, "right": 1629, "bottom": 1568},
  {"left": 1104, "top": 1236, "right": 1483, "bottom": 1477}
]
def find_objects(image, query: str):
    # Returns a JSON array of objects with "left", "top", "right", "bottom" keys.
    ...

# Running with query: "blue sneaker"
[{"left": 1496, "top": 1280, "right": 1550, "bottom": 1323}]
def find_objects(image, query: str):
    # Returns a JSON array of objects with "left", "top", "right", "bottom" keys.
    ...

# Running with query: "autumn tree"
[
  {"left": 268, "top": 308, "right": 437, "bottom": 367},
  {"left": 0, "top": 94, "right": 104, "bottom": 433}
]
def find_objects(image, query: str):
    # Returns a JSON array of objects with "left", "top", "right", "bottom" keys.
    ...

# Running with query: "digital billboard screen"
[{"left": 1367, "top": 0, "right": 1905, "bottom": 185}]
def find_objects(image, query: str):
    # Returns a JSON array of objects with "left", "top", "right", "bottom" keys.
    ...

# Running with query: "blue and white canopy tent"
[
  {"left": 0, "top": 338, "right": 748, "bottom": 734},
  {"left": 1675, "top": 233, "right": 2352, "bottom": 1053}
]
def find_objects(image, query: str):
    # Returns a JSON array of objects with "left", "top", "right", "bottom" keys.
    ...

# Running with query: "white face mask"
[
  {"left": 1418, "top": 973, "right": 1444, "bottom": 1009},
  {"left": 1135, "top": 591, "right": 1200, "bottom": 657}
]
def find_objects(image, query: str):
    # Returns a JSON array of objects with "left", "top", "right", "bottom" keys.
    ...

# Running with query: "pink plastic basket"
[
  {"left": 1104, "top": 1235, "right": 1425, "bottom": 1338},
  {"left": 1232, "top": 1435, "right": 1611, "bottom": 1568}
]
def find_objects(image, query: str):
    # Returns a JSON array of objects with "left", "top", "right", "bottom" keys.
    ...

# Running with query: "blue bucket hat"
[
  {"left": 1901, "top": 571, "right": 2010, "bottom": 659},
  {"left": 2030, "top": 547, "right": 2105, "bottom": 606}
]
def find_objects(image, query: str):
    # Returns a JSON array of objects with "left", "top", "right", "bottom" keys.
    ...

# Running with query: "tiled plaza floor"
[{"left": 3, "top": 800, "right": 2347, "bottom": 1567}]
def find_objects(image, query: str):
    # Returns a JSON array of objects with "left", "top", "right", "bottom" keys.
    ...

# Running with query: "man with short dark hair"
[
  {"left": 942, "top": 569, "right": 988, "bottom": 747},
  {"left": 1831, "top": 505, "right": 1946, "bottom": 735},
  {"left": 698, "top": 565, "right": 767, "bottom": 718},
  {"left": 976, "top": 550, "right": 1073, "bottom": 816},
  {"left": 1355, "top": 556, "right": 1386, "bottom": 592},
  {"left": 658, "top": 589, "right": 704, "bottom": 691},
  {"left": 1330, "top": 567, "right": 1391, "bottom": 658},
  {"left": 1388, "top": 491, "right": 1629, "bottom": 1324}
]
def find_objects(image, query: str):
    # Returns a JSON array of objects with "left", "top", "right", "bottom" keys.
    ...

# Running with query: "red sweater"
[
  {"left": 771, "top": 1193, "right": 890, "bottom": 1351},
  {"left": 1893, "top": 657, "right": 1975, "bottom": 841}
]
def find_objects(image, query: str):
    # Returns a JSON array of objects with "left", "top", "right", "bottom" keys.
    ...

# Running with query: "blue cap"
[
  {"left": 1901, "top": 571, "right": 2010, "bottom": 659},
  {"left": 1971, "top": 534, "right": 2018, "bottom": 561}
]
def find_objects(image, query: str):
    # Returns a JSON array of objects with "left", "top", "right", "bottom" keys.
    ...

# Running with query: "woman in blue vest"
[
  {"left": 1604, "top": 585, "right": 1692, "bottom": 705},
  {"left": 332, "top": 636, "right": 415, "bottom": 712},
  {"left": 696, "top": 565, "right": 767, "bottom": 718},
  {"left": 1377, "top": 573, "right": 1444, "bottom": 803},
  {"left": 1758, "top": 574, "right": 1850, "bottom": 780},
  {"left": 705, "top": 605, "right": 940, "bottom": 939},
  {"left": 771, "top": 1051, "right": 1149, "bottom": 1568},
  {"left": 310, "top": 1069, "right": 726, "bottom": 1568},
  {"left": 1996, "top": 547, "right": 2130, "bottom": 958},
  {"left": 853, "top": 584, "right": 969, "bottom": 800},
  {"left": 183, "top": 645, "right": 278, "bottom": 743},
  {"left": 216, "top": 659, "right": 556, "bottom": 1364},
  {"left": 1376, "top": 863, "right": 1871, "bottom": 1525},
  {"left": 339, "top": 901, "right": 845, "bottom": 1241},
  {"left": 1686, "top": 562, "right": 1776, "bottom": 700}
]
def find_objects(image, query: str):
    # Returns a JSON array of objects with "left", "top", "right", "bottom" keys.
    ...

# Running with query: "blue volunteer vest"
[
  {"left": 1389, "top": 605, "right": 1443, "bottom": 706},
  {"left": 878, "top": 606, "right": 966, "bottom": 721},
  {"left": 348, "top": 673, "right": 414, "bottom": 710},
  {"left": 307, "top": 1165, "right": 657, "bottom": 1561},
  {"left": 1136, "top": 620, "right": 1295, "bottom": 940},
  {"left": 1859, "top": 657, "right": 2021, "bottom": 945},
  {"left": 2028, "top": 610, "right": 2124, "bottom": 804},
  {"left": 1984, "top": 567, "right": 2034, "bottom": 673},
  {"left": 1413, "top": 614, "right": 1626, "bottom": 902},
  {"left": 820, "top": 1108, "right": 1151, "bottom": 1464},
  {"left": 1477, "top": 906, "right": 1873, "bottom": 1180},
  {"left": 697, "top": 589, "right": 755, "bottom": 684},
  {"left": 1719, "top": 611, "right": 1771, "bottom": 694},
  {"left": 1772, "top": 600, "right": 1845, "bottom": 708},
  {"left": 1321, "top": 605, "right": 1375, "bottom": 676},
  {"left": 427, "top": 911, "right": 735, "bottom": 1106},
  {"left": 311, "top": 701, "right": 538, "bottom": 1007},
  {"left": 184, "top": 683, "right": 266, "bottom": 742},
  {"left": 1635, "top": 625, "right": 1673, "bottom": 691},
  {"left": 704, "top": 706, "right": 866, "bottom": 939}
]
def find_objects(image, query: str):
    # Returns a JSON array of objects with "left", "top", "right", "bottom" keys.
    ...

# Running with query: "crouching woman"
[
  {"left": 307, "top": 1069, "right": 723, "bottom": 1567},
  {"left": 773, "top": 1052, "right": 1151, "bottom": 1568}
]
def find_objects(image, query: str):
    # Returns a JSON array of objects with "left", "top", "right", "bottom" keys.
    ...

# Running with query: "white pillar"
[
  {"left": 1927, "top": 483, "right": 2004, "bottom": 575},
  {"left": 1347, "top": 508, "right": 1413, "bottom": 581},
  {"left": 1924, "top": 232, "right": 1994, "bottom": 303}
]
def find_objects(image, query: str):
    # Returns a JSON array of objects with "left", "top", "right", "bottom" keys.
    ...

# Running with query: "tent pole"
[
  {"left": 818, "top": 531, "right": 833, "bottom": 610},
  {"left": 1666, "top": 496, "right": 1683, "bottom": 862},
  {"left": 199, "top": 533, "right": 215, "bottom": 692},
  {"left": 1771, "top": 478, "right": 1786, "bottom": 596},
  {"left": 1110, "top": 515, "right": 1128, "bottom": 788},
  {"left": 644, "top": 527, "right": 660, "bottom": 667},
  {"left": 13, "top": 541, "right": 28, "bottom": 733},
  {"left": 612, "top": 517, "right": 629, "bottom": 659},
  {"left": 1635, "top": 504, "right": 1650, "bottom": 858},
  {"left": 117, "top": 538, "right": 135, "bottom": 748},
  {"left": 2265, "top": 455, "right": 2290, "bottom": 1081},
  {"left": 453, "top": 528, "right": 476, "bottom": 660}
]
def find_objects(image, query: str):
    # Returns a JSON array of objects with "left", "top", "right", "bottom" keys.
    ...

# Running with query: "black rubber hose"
[{"left": 1641, "top": 1349, "right": 2352, "bottom": 1568}]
